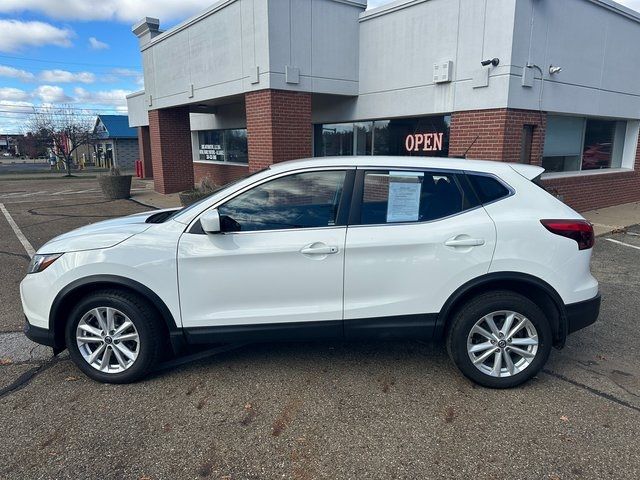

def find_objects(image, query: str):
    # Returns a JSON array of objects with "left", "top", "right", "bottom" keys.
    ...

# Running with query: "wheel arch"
[
  {"left": 49, "top": 275, "right": 185, "bottom": 354},
  {"left": 436, "top": 272, "right": 568, "bottom": 347}
]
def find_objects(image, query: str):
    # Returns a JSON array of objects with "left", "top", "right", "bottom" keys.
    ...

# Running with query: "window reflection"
[
  {"left": 218, "top": 171, "right": 347, "bottom": 232},
  {"left": 314, "top": 116, "right": 450, "bottom": 158},
  {"left": 542, "top": 116, "right": 626, "bottom": 173},
  {"left": 197, "top": 129, "right": 248, "bottom": 163}
]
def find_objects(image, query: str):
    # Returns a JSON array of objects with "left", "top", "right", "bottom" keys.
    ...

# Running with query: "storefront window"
[
  {"left": 315, "top": 123, "right": 354, "bottom": 156},
  {"left": 197, "top": 129, "right": 248, "bottom": 163},
  {"left": 314, "top": 115, "right": 450, "bottom": 158},
  {"left": 542, "top": 116, "right": 626, "bottom": 173}
]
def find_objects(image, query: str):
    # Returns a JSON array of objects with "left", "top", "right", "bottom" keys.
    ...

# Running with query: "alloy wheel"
[
  {"left": 76, "top": 307, "right": 140, "bottom": 373},
  {"left": 466, "top": 310, "right": 539, "bottom": 378}
]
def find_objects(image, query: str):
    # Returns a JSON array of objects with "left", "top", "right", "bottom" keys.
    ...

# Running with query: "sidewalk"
[
  {"left": 130, "top": 182, "right": 640, "bottom": 234},
  {"left": 583, "top": 201, "right": 640, "bottom": 236},
  {"left": 130, "top": 179, "right": 181, "bottom": 209}
]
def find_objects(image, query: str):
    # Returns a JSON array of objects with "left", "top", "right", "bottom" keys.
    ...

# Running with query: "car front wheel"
[
  {"left": 65, "top": 290, "right": 162, "bottom": 383},
  {"left": 446, "top": 291, "right": 553, "bottom": 388}
]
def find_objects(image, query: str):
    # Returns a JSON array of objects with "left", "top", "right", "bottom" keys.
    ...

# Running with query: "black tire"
[
  {"left": 446, "top": 290, "right": 552, "bottom": 389},
  {"left": 65, "top": 289, "right": 162, "bottom": 384}
]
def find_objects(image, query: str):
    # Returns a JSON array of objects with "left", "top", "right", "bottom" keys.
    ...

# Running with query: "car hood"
[{"left": 37, "top": 209, "right": 170, "bottom": 254}]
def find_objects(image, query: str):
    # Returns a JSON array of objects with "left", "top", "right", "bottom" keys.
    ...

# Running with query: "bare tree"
[{"left": 27, "top": 105, "right": 99, "bottom": 177}]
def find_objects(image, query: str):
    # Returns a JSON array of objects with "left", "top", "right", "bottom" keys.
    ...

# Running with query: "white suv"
[{"left": 21, "top": 157, "right": 600, "bottom": 388}]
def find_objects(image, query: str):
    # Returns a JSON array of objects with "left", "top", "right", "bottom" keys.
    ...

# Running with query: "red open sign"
[{"left": 405, "top": 132, "right": 444, "bottom": 152}]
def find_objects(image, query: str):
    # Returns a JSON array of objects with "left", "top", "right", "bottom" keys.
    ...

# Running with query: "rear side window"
[
  {"left": 467, "top": 174, "right": 510, "bottom": 204},
  {"left": 359, "top": 170, "right": 473, "bottom": 225}
]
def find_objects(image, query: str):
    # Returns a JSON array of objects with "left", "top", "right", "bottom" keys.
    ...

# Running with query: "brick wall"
[
  {"left": 449, "top": 107, "right": 640, "bottom": 212},
  {"left": 148, "top": 107, "right": 194, "bottom": 194},
  {"left": 245, "top": 89, "right": 312, "bottom": 172},
  {"left": 193, "top": 162, "right": 249, "bottom": 187},
  {"left": 449, "top": 108, "right": 545, "bottom": 163},
  {"left": 138, "top": 126, "right": 153, "bottom": 179}
]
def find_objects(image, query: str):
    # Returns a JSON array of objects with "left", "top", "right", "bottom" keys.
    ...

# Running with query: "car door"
[
  {"left": 177, "top": 168, "right": 354, "bottom": 341},
  {"left": 343, "top": 168, "right": 497, "bottom": 339}
]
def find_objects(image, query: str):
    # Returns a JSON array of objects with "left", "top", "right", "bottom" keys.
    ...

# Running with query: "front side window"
[
  {"left": 197, "top": 129, "right": 248, "bottom": 164},
  {"left": 542, "top": 115, "right": 626, "bottom": 173},
  {"left": 359, "top": 170, "right": 470, "bottom": 225},
  {"left": 217, "top": 170, "right": 347, "bottom": 232}
]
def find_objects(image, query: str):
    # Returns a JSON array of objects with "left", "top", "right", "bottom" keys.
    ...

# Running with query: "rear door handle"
[
  {"left": 300, "top": 244, "right": 339, "bottom": 255},
  {"left": 444, "top": 237, "right": 485, "bottom": 247}
]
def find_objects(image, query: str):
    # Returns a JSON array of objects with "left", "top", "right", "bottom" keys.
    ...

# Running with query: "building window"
[
  {"left": 197, "top": 129, "right": 248, "bottom": 164},
  {"left": 542, "top": 116, "right": 627, "bottom": 173},
  {"left": 314, "top": 115, "right": 450, "bottom": 158}
]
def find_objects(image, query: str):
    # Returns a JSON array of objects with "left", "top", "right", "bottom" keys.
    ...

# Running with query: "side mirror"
[{"left": 200, "top": 209, "right": 221, "bottom": 234}]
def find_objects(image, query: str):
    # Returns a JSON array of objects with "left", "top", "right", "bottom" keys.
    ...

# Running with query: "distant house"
[{"left": 93, "top": 115, "right": 138, "bottom": 170}]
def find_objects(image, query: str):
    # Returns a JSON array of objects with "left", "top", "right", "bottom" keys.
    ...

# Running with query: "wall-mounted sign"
[{"left": 404, "top": 132, "right": 444, "bottom": 152}]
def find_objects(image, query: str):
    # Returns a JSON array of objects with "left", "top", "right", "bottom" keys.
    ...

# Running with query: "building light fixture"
[{"left": 480, "top": 58, "right": 500, "bottom": 67}]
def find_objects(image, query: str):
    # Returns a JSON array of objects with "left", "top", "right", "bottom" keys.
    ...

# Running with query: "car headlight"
[{"left": 27, "top": 253, "right": 63, "bottom": 274}]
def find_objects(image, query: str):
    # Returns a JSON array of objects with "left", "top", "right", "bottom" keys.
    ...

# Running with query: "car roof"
[{"left": 269, "top": 156, "right": 542, "bottom": 178}]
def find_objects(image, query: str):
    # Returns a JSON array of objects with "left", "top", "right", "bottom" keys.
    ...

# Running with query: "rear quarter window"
[{"left": 467, "top": 174, "right": 511, "bottom": 204}]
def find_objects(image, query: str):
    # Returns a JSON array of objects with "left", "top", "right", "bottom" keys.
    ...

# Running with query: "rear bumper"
[
  {"left": 566, "top": 293, "right": 601, "bottom": 334},
  {"left": 23, "top": 317, "right": 55, "bottom": 348}
]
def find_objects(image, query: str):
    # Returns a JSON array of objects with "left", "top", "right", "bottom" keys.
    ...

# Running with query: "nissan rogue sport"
[{"left": 21, "top": 157, "right": 600, "bottom": 388}]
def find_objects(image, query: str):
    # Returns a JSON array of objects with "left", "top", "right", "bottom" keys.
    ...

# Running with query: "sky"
[{"left": 0, "top": 0, "right": 639, "bottom": 134}]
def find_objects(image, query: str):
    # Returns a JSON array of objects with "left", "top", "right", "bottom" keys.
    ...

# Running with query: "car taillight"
[{"left": 540, "top": 219, "right": 595, "bottom": 250}]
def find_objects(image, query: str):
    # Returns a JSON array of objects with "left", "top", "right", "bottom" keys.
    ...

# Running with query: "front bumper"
[
  {"left": 566, "top": 293, "right": 601, "bottom": 334},
  {"left": 23, "top": 317, "right": 55, "bottom": 347}
]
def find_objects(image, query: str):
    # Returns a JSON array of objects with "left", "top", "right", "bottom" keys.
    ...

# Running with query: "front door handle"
[
  {"left": 444, "top": 237, "right": 485, "bottom": 247},
  {"left": 300, "top": 243, "right": 339, "bottom": 255}
]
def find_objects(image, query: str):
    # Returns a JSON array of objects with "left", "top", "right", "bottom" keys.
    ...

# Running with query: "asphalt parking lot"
[{"left": 0, "top": 176, "right": 639, "bottom": 480}]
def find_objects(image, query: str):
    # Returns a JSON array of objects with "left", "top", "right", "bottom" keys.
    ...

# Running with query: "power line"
[
  {"left": 0, "top": 111, "right": 125, "bottom": 118},
  {"left": 0, "top": 105, "right": 128, "bottom": 113},
  {"left": 0, "top": 54, "right": 140, "bottom": 69}
]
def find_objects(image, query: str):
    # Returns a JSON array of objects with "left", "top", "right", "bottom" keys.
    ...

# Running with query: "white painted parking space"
[
  {"left": 605, "top": 238, "right": 640, "bottom": 251},
  {"left": 0, "top": 203, "right": 36, "bottom": 258},
  {"left": 0, "top": 186, "right": 149, "bottom": 199}
]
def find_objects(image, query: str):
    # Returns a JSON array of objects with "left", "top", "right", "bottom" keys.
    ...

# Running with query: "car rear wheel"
[
  {"left": 65, "top": 290, "right": 162, "bottom": 383},
  {"left": 446, "top": 290, "right": 552, "bottom": 388}
]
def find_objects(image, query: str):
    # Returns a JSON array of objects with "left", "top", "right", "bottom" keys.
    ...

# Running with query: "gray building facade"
[{"left": 128, "top": 0, "right": 640, "bottom": 211}]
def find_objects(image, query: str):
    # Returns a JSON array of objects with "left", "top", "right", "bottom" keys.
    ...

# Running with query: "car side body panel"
[{"left": 481, "top": 170, "right": 598, "bottom": 305}]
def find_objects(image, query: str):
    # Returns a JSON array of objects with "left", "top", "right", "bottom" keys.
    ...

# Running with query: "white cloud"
[
  {"left": 33, "top": 85, "right": 73, "bottom": 103},
  {"left": 0, "top": 0, "right": 217, "bottom": 23},
  {"left": 0, "top": 87, "right": 31, "bottom": 102},
  {"left": 0, "top": 65, "right": 35, "bottom": 82},
  {"left": 39, "top": 69, "right": 96, "bottom": 84},
  {"left": 73, "top": 87, "right": 132, "bottom": 108},
  {"left": 100, "top": 68, "right": 143, "bottom": 86},
  {"left": 0, "top": 20, "right": 73, "bottom": 52},
  {"left": 88, "top": 37, "right": 109, "bottom": 50},
  {"left": 0, "top": 100, "right": 36, "bottom": 133}
]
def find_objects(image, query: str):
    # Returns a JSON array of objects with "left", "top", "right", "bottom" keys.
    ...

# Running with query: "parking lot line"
[
  {"left": 605, "top": 238, "right": 640, "bottom": 251},
  {"left": 0, "top": 202, "right": 35, "bottom": 258}
]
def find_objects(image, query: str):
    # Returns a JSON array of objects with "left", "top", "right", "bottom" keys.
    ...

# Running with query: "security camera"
[
  {"left": 481, "top": 58, "right": 500, "bottom": 67},
  {"left": 549, "top": 65, "right": 562, "bottom": 75}
]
